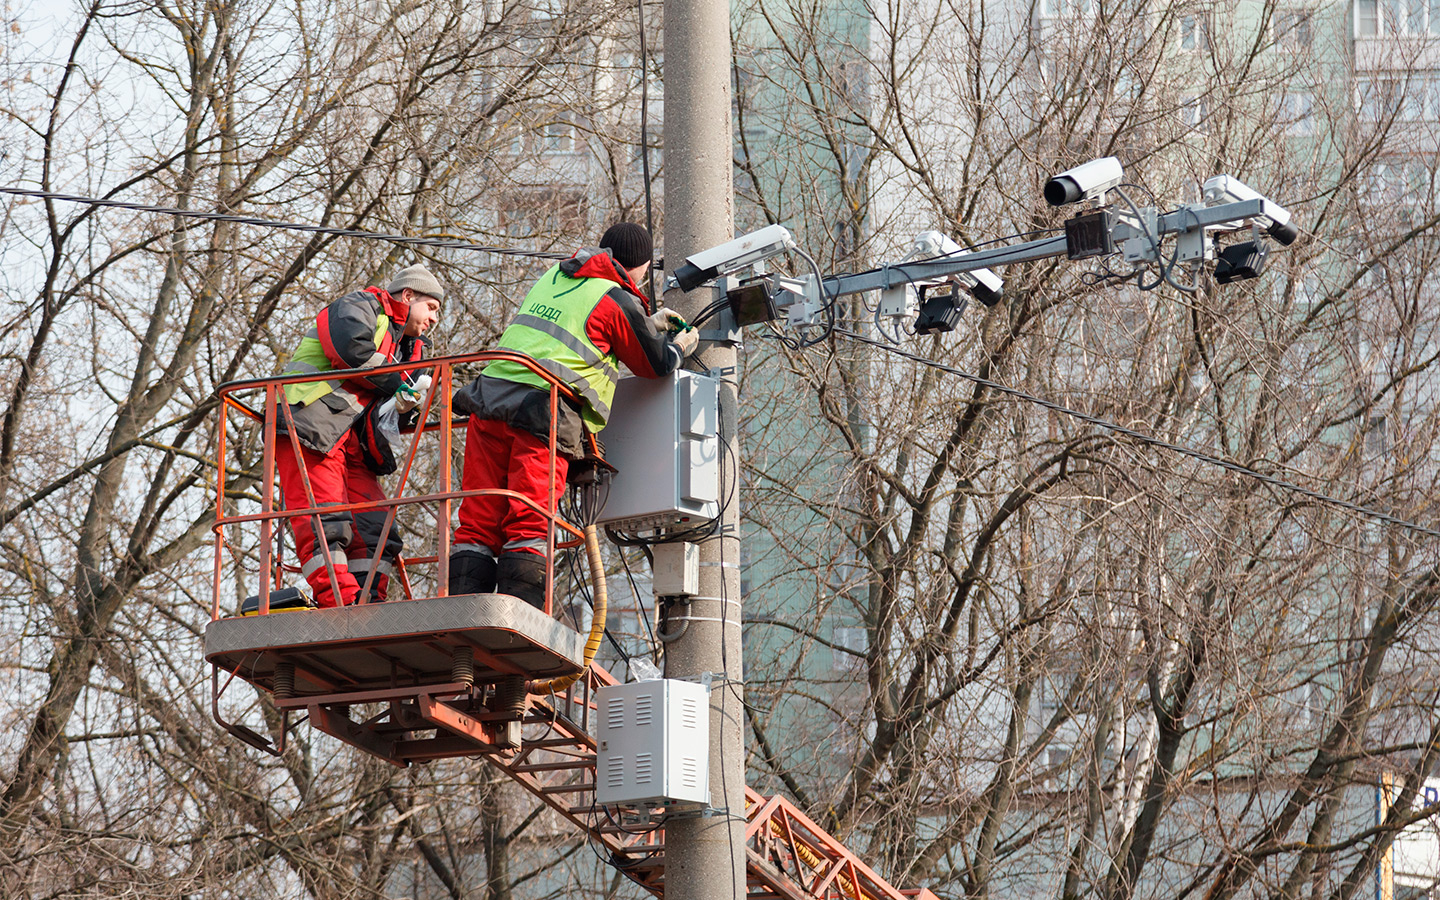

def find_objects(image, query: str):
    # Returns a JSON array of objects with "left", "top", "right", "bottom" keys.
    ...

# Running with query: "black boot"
[
  {"left": 449, "top": 551, "right": 497, "bottom": 595},
  {"left": 497, "top": 552, "right": 547, "bottom": 610}
]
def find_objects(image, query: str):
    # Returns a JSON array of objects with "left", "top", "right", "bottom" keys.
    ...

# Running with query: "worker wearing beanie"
[
  {"left": 450, "top": 223, "right": 698, "bottom": 607},
  {"left": 274, "top": 263, "right": 444, "bottom": 608}
]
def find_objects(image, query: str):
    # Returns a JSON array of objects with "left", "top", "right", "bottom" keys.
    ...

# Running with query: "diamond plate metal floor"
[{"left": 204, "top": 592, "right": 584, "bottom": 697}]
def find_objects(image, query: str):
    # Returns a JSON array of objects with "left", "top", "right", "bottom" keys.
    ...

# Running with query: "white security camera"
[
  {"left": 671, "top": 224, "right": 797, "bottom": 291},
  {"left": 960, "top": 267, "right": 1004, "bottom": 307},
  {"left": 910, "top": 230, "right": 1005, "bottom": 307},
  {"left": 1044, "top": 157, "right": 1124, "bottom": 207},
  {"left": 911, "top": 230, "right": 963, "bottom": 259},
  {"left": 1201, "top": 175, "right": 1299, "bottom": 245}
]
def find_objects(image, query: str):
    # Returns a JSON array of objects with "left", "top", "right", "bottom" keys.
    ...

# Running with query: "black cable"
[
  {"left": 0, "top": 186, "right": 568, "bottom": 260},
  {"left": 618, "top": 547, "right": 658, "bottom": 650},
  {"left": 1111, "top": 185, "right": 1198, "bottom": 294},
  {"left": 561, "top": 532, "right": 633, "bottom": 664},
  {"left": 833, "top": 327, "right": 1440, "bottom": 542},
  {"left": 636, "top": 0, "right": 657, "bottom": 301},
  {"left": 715, "top": 397, "right": 741, "bottom": 900},
  {"left": 792, "top": 245, "right": 837, "bottom": 348},
  {"left": 688, "top": 295, "right": 734, "bottom": 328},
  {"left": 561, "top": 539, "right": 588, "bottom": 633}
]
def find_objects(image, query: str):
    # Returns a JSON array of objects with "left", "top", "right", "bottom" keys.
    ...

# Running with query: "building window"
[
  {"left": 1356, "top": 0, "right": 1440, "bottom": 35},
  {"left": 1180, "top": 13, "right": 1210, "bottom": 50},
  {"left": 1364, "top": 159, "right": 1434, "bottom": 202},
  {"left": 499, "top": 188, "right": 587, "bottom": 239},
  {"left": 1356, "top": 74, "right": 1440, "bottom": 120},
  {"left": 541, "top": 113, "right": 576, "bottom": 153},
  {"left": 1366, "top": 413, "right": 1391, "bottom": 457},
  {"left": 1357, "top": 0, "right": 1380, "bottom": 33},
  {"left": 1275, "top": 9, "right": 1315, "bottom": 49},
  {"left": 1278, "top": 89, "right": 1315, "bottom": 135},
  {"left": 831, "top": 625, "right": 867, "bottom": 671},
  {"left": 1040, "top": 0, "right": 1094, "bottom": 18},
  {"left": 840, "top": 59, "right": 868, "bottom": 106},
  {"left": 1357, "top": 76, "right": 1398, "bottom": 119},
  {"left": 1362, "top": 158, "right": 1437, "bottom": 226},
  {"left": 1180, "top": 93, "right": 1210, "bottom": 130}
]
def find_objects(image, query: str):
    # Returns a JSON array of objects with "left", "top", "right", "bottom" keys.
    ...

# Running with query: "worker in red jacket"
[
  {"left": 274, "top": 264, "right": 444, "bottom": 608},
  {"left": 450, "top": 223, "right": 697, "bottom": 605}
]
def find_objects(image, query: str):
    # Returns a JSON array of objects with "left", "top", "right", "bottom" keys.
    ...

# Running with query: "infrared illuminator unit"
[
  {"left": 671, "top": 224, "right": 797, "bottom": 292},
  {"left": 1201, "top": 175, "right": 1299, "bottom": 246},
  {"left": 1044, "top": 157, "right": 1124, "bottom": 207}
]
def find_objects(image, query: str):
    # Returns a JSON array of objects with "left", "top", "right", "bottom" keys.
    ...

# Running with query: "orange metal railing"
[
  {"left": 210, "top": 351, "right": 583, "bottom": 618},
  {"left": 209, "top": 351, "right": 941, "bottom": 900}
]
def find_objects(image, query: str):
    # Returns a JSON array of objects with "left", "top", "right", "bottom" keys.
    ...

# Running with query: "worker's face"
[{"left": 403, "top": 291, "right": 442, "bottom": 337}]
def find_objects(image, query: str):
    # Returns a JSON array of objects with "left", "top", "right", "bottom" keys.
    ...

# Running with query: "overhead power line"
[
  {"left": 834, "top": 328, "right": 1440, "bottom": 543},
  {"left": 11, "top": 186, "right": 1429, "bottom": 542},
  {"left": 0, "top": 186, "right": 569, "bottom": 260}
]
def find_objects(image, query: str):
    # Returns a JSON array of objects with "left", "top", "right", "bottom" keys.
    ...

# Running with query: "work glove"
[
  {"left": 394, "top": 373, "right": 433, "bottom": 414},
  {"left": 650, "top": 306, "right": 688, "bottom": 333},
  {"left": 671, "top": 327, "right": 699, "bottom": 357}
]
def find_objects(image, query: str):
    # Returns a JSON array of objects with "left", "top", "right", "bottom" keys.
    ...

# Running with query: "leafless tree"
[
  {"left": 734, "top": 2, "right": 1440, "bottom": 900},
  {"left": 0, "top": 0, "right": 656, "bottom": 896}
]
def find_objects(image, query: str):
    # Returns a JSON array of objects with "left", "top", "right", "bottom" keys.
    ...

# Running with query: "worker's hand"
[
  {"left": 650, "top": 306, "right": 687, "bottom": 333},
  {"left": 394, "top": 373, "right": 432, "bottom": 414},
  {"left": 671, "top": 327, "right": 699, "bottom": 357}
]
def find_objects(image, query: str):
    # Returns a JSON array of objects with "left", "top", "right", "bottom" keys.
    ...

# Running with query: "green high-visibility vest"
[
  {"left": 281, "top": 314, "right": 394, "bottom": 407},
  {"left": 485, "top": 265, "right": 621, "bottom": 431}
]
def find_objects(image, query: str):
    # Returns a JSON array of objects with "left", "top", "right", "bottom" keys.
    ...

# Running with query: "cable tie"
[
  {"left": 664, "top": 595, "right": 740, "bottom": 606},
  {"left": 663, "top": 615, "right": 741, "bottom": 626}
]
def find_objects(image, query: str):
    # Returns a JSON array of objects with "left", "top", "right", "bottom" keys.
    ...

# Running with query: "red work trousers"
[
  {"left": 454, "top": 417, "right": 569, "bottom": 558},
  {"left": 275, "top": 429, "right": 399, "bottom": 608}
]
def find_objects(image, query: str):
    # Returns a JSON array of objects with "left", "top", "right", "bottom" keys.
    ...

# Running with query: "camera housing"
[
  {"left": 963, "top": 268, "right": 1004, "bottom": 307},
  {"left": 910, "top": 231, "right": 1005, "bottom": 306},
  {"left": 1201, "top": 175, "right": 1299, "bottom": 246},
  {"left": 671, "top": 224, "right": 797, "bottom": 291},
  {"left": 1044, "top": 157, "right": 1124, "bottom": 207}
]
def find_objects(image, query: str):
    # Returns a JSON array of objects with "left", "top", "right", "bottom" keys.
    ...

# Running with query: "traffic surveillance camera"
[
  {"left": 963, "top": 267, "right": 1005, "bottom": 307},
  {"left": 671, "top": 224, "right": 797, "bottom": 292},
  {"left": 1201, "top": 175, "right": 1299, "bottom": 246},
  {"left": 911, "top": 230, "right": 962, "bottom": 259},
  {"left": 910, "top": 230, "right": 1005, "bottom": 306},
  {"left": 1044, "top": 157, "right": 1124, "bottom": 207}
]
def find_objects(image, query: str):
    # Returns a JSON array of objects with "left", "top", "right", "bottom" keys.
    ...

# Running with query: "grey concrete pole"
[{"left": 660, "top": 0, "right": 744, "bottom": 897}]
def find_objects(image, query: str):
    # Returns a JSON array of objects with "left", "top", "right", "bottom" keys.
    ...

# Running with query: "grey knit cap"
[{"left": 387, "top": 263, "right": 444, "bottom": 302}]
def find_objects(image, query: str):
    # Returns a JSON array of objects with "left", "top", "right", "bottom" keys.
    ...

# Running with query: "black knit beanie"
[{"left": 599, "top": 222, "right": 653, "bottom": 270}]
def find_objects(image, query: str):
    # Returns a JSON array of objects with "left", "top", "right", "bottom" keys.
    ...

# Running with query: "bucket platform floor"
[{"left": 204, "top": 593, "right": 584, "bottom": 698}]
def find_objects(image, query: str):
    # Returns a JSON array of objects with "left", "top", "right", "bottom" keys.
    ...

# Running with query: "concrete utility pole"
[{"left": 661, "top": 0, "right": 745, "bottom": 897}]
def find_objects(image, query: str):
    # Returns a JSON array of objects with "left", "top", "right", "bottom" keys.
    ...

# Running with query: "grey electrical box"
[
  {"left": 595, "top": 679, "right": 710, "bottom": 807},
  {"left": 652, "top": 541, "right": 699, "bottom": 597},
  {"left": 598, "top": 370, "right": 719, "bottom": 531}
]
